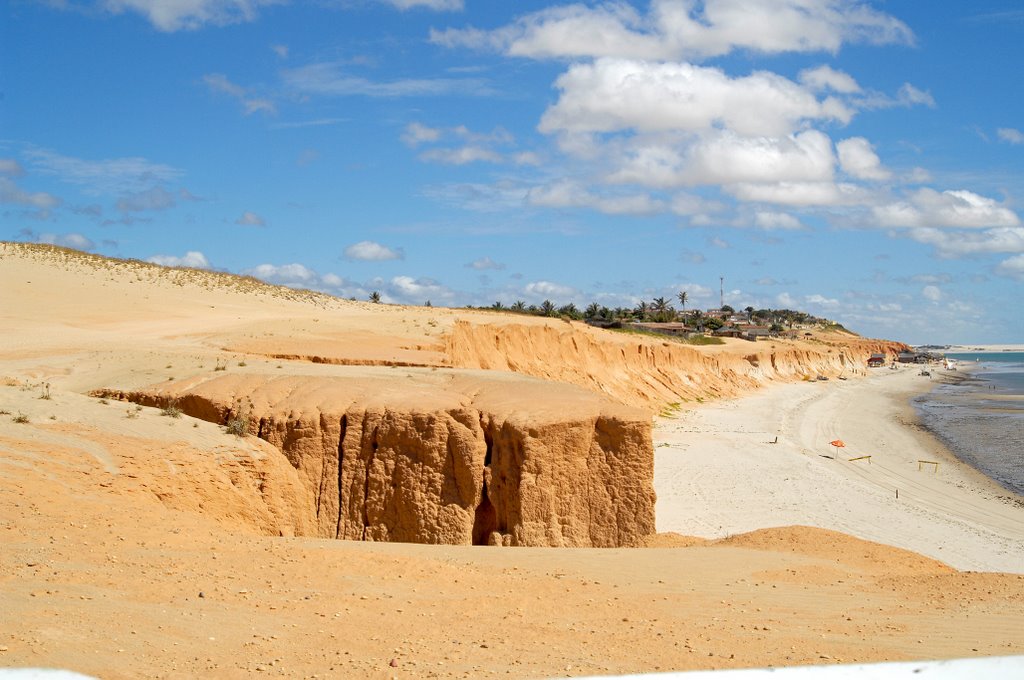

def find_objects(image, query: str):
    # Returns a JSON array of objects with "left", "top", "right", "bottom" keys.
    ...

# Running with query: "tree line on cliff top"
[{"left": 367, "top": 290, "right": 841, "bottom": 332}]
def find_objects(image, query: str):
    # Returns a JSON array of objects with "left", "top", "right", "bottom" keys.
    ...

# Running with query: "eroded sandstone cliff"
[
  {"left": 444, "top": 320, "right": 908, "bottom": 409},
  {"left": 100, "top": 371, "right": 656, "bottom": 548}
]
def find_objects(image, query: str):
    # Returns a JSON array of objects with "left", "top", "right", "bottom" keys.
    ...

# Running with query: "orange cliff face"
[
  {"left": 94, "top": 371, "right": 656, "bottom": 548},
  {"left": 443, "top": 319, "right": 909, "bottom": 411}
]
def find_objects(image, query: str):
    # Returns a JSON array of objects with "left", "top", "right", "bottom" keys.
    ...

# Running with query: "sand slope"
[{"left": 2, "top": 243, "right": 1023, "bottom": 677}]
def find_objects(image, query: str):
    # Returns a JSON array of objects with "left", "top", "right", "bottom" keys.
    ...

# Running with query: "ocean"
[{"left": 913, "top": 352, "right": 1024, "bottom": 497}]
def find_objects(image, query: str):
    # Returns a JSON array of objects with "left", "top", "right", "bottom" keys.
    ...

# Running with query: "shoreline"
[{"left": 652, "top": 367, "right": 1024, "bottom": 573}]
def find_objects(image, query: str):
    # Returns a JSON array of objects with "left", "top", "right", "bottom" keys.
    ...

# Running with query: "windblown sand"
[{"left": 1, "top": 243, "right": 1023, "bottom": 678}]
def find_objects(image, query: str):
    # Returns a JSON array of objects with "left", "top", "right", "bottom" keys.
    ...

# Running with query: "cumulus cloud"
[
  {"left": 836, "top": 137, "right": 891, "bottom": 180},
  {"left": 754, "top": 211, "right": 803, "bottom": 230},
  {"left": 21, "top": 230, "right": 95, "bottom": 251},
  {"left": 246, "top": 262, "right": 318, "bottom": 284},
  {"left": 430, "top": 0, "right": 913, "bottom": 61},
  {"left": 729, "top": 180, "right": 868, "bottom": 207},
  {"left": 235, "top": 210, "right": 266, "bottom": 226},
  {"left": 466, "top": 257, "right": 506, "bottom": 271},
  {"left": 806, "top": 293, "right": 839, "bottom": 308},
  {"left": 921, "top": 285, "right": 942, "bottom": 302},
  {"left": 873, "top": 189, "right": 1020, "bottom": 229},
  {"left": 147, "top": 251, "right": 211, "bottom": 269},
  {"left": 998, "top": 128, "right": 1024, "bottom": 145},
  {"left": 540, "top": 59, "right": 851, "bottom": 138},
  {"left": 798, "top": 65, "right": 861, "bottom": 93},
  {"left": 100, "top": 0, "right": 280, "bottom": 32},
  {"left": 995, "top": 254, "right": 1024, "bottom": 279},
  {"left": 524, "top": 280, "right": 577, "bottom": 300},
  {"left": 343, "top": 240, "right": 404, "bottom": 261},
  {"left": 906, "top": 226, "right": 1024, "bottom": 258}
]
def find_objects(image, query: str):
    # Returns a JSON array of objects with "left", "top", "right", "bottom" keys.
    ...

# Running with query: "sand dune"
[{"left": 2, "top": 243, "right": 1023, "bottom": 677}]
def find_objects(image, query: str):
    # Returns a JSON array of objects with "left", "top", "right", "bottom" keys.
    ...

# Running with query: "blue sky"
[{"left": 2, "top": 0, "right": 1022, "bottom": 344}]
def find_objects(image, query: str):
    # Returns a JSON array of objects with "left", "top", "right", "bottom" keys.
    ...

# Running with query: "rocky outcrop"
[
  {"left": 102, "top": 371, "right": 656, "bottom": 547},
  {"left": 444, "top": 320, "right": 909, "bottom": 410}
]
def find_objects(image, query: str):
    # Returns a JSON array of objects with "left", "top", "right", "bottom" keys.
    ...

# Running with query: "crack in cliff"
[
  {"left": 361, "top": 421, "right": 379, "bottom": 541},
  {"left": 335, "top": 413, "right": 347, "bottom": 539},
  {"left": 315, "top": 412, "right": 331, "bottom": 521}
]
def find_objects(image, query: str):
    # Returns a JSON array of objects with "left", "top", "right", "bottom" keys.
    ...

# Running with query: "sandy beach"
[{"left": 654, "top": 367, "right": 1024, "bottom": 573}]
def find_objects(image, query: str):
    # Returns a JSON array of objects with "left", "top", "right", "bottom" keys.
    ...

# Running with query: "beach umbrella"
[{"left": 829, "top": 439, "right": 845, "bottom": 458}]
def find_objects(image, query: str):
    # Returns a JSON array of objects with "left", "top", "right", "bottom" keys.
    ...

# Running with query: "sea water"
[{"left": 913, "top": 352, "right": 1024, "bottom": 496}]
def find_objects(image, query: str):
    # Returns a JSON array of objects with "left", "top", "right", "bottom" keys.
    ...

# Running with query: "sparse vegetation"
[
  {"left": 224, "top": 398, "right": 252, "bottom": 437},
  {"left": 38, "top": 382, "right": 51, "bottom": 400},
  {"left": 13, "top": 412, "right": 30, "bottom": 424},
  {"left": 126, "top": 408, "right": 139, "bottom": 419},
  {"left": 214, "top": 359, "right": 227, "bottom": 371},
  {"left": 161, "top": 399, "right": 183, "bottom": 419}
]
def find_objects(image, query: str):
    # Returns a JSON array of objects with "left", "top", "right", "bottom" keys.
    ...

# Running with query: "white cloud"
[
  {"left": 388, "top": 276, "right": 456, "bottom": 304},
  {"left": 524, "top": 280, "right": 577, "bottom": 300},
  {"left": 0, "top": 159, "right": 25, "bottom": 176},
  {"left": 907, "top": 226, "right": 1024, "bottom": 258},
  {"left": 873, "top": 189, "right": 1020, "bottom": 229},
  {"left": 0, "top": 177, "right": 61, "bottom": 209},
  {"left": 100, "top": 0, "right": 280, "bottom": 32},
  {"left": 24, "top": 148, "right": 182, "bottom": 195},
  {"left": 419, "top": 146, "right": 504, "bottom": 165},
  {"left": 246, "top": 262, "right": 318, "bottom": 283},
  {"left": 776, "top": 292, "right": 798, "bottom": 307},
  {"left": 806, "top": 293, "right": 839, "bottom": 308},
  {"left": 147, "top": 251, "right": 211, "bottom": 269},
  {"left": 728, "top": 180, "right": 867, "bottom": 206},
  {"left": 235, "top": 210, "right": 266, "bottom": 226},
  {"left": 401, "top": 122, "right": 442, "bottom": 147},
  {"left": 540, "top": 59, "right": 851, "bottom": 138},
  {"left": 837, "top": 137, "right": 890, "bottom": 180},
  {"left": 282, "top": 62, "right": 489, "bottom": 98},
  {"left": 271, "top": 44, "right": 288, "bottom": 58},
  {"left": 25, "top": 231, "right": 95, "bottom": 251},
  {"left": 466, "top": 257, "right": 506, "bottom": 271},
  {"left": 995, "top": 254, "right": 1024, "bottom": 280},
  {"left": 383, "top": 0, "right": 463, "bottom": 10},
  {"left": 431, "top": 0, "right": 913, "bottom": 61},
  {"left": 343, "top": 240, "right": 404, "bottom": 261},
  {"left": 203, "top": 73, "right": 276, "bottom": 115},
  {"left": 921, "top": 285, "right": 942, "bottom": 302},
  {"left": 997, "top": 128, "right": 1024, "bottom": 145},
  {"left": 798, "top": 65, "right": 860, "bottom": 93},
  {"left": 527, "top": 180, "right": 665, "bottom": 215},
  {"left": 896, "top": 83, "right": 935, "bottom": 108},
  {"left": 754, "top": 211, "right": 803, "bottom": 230}
]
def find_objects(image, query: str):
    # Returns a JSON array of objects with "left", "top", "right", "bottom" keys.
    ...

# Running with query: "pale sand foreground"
[{"left": 654, "top": 367, "right": 1024, "bottom": 573}]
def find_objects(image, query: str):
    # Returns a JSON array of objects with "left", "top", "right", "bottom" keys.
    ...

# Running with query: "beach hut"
[{"left": 867, "top": 353, "right": 886, "bottom": 368}]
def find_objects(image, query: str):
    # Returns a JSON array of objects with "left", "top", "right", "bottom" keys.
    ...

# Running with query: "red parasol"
[{"left": 829, "top": 439, "right": 845, "bottom": 448}]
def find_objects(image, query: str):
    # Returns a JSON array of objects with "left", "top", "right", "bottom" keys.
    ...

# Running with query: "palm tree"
[
  {"left": 585, "top": 302, "right": 601, "bottom": 319},
  {"left": 540, "top": 300, "right": 556, "bottom": 317},
  {"left": 511, "top": 300, "right": 526, "bottom": 312},
  {"left": 369, "top": 291, "right": 382, "bottom": 304},
  {"left": 491, "top": 301, "right": 505, "bottom": 311},
  {"left": 634, "top": 300, "right": 650, "bottom": 321},
  {"left": 677, "top": 290, "right": 688, "bottom": 315}
]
